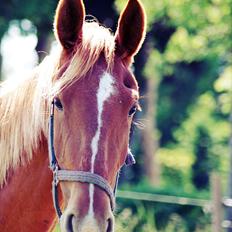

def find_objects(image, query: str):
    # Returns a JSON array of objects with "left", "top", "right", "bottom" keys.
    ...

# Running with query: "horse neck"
[
  {"left": 0, "top": 135, "right": 60, "bottom": 232},
  {"left": 0, "top": 70, "right": 50, "bottom": 187}
]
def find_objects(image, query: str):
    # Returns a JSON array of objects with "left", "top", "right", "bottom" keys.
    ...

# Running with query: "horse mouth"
[{"left": 61, "top": 211, "right": 114, "bottom": 232}]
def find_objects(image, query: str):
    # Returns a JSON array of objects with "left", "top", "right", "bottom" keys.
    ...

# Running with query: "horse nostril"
[
  {"left": 66, "top": 214, "right": 74, "bottom": 232},
  {"left": 106, "top": 217, "right": 113, "bottom": 232}
]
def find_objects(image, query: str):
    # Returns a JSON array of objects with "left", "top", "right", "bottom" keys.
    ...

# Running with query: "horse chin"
[{"left": 60, "top": 210, "right": 115, "bottom": 232}]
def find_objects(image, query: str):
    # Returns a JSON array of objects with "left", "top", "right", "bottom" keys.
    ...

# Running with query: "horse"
[{"left": 0, "top": 0, "right": 146, "bottom": 231}]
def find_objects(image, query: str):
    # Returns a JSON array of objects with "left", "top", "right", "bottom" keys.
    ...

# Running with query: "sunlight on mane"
[
  {"left": 0, "top": 22, "right": 115, "bottom": 185},
  {"left": 52, "top": 22, "right": 115, "bottom": 94}
]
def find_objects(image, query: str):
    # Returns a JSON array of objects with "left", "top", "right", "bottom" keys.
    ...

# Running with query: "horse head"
[{"left": 51, "top": 0, "right": 146, "bottom": 231}]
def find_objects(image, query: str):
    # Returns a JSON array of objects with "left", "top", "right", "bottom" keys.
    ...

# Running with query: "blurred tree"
[
  {"left": 0, "top": 0, "right": 118, "bottom": 79},
  {"left": 0, "top": 0, "right": 12, "bottom": 80},
  {"left": 0, "top": 0, "right": 58, "bottom": 81},
  {"left": 137, "top": 20, "right": 176, "bottom": 186},
  {"left": 192, "top": 126, "right": 212, "bottom": 190},
  {"left": 116, "top": 0, "right": 177, "bottom": 186},
  {"left": 116, "top": 0, "right": 231, "bottom": 187},
  {"left": 215, "top": 65, "right": 232, "bottom": 231}
]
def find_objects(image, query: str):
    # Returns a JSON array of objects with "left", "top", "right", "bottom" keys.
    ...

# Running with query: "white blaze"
[{"left": 88, "top": 72, "right": 115, "bottom": 216}]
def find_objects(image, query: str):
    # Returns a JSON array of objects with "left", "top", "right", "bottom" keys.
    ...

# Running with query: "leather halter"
[{"left": 48, "top": 99, "right": 135, "bottom": 219}]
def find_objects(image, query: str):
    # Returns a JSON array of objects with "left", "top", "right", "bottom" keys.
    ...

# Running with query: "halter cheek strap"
[{"left": 48, "top": 99, "right": 135, "bottom": 219}]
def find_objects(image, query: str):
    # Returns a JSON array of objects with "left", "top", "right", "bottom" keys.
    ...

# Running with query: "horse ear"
[
  {"left": 54, "top": 0, "right": 85, "bottom": 50},
  {"left": 115, "top": 0, "right": 146, "bottom": 65}
]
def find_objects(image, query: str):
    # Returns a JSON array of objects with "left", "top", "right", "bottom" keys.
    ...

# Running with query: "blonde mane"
[{"left": 0, "top": 22, "right": 115, "bottom": 185}]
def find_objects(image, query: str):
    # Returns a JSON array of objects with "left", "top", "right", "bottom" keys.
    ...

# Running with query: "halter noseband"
[{"left": 48, "top": 99, "right": 135, "bottom": 219}]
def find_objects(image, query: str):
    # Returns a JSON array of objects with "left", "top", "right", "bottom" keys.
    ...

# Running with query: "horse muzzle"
[{"left": 59, "top": 182, "right": 115, "bottom": 232}]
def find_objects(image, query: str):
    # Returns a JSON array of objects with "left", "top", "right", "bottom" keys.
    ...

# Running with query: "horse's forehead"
[{"left": 61, "top": 56, "right": 138, "bottom": 107}]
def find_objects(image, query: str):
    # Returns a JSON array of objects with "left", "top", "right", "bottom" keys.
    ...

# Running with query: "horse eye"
[
  {"left": 129, "top": 105, "right": 137, "bottom": 117},
  {"left": 54, "top": 98, "right": 63, "bottom": 111}
]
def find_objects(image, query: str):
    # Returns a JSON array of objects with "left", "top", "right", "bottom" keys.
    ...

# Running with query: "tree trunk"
[
  {"left": 226, "top": 103, "right": 232, "bottom": 232},
  {"left": 133, "top": 31, "right": 162, "bottom": 186},
  {"left": 141, "top": 68, "right": 161, "bottom": 186}
]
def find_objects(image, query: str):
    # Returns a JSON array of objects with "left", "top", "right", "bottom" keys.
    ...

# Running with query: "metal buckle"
[
  {"left": 125, "top": 148, "right": 136, "bottom": 166},
  {"left": 53, "top": 165, "right": 59, "bottom": 186}
]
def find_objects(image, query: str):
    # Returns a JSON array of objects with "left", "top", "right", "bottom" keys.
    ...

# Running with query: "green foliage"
[
  {"left": 192, "top": 126, "right": 213, "bottom": 190},
  {"left": 117, "top": 181, "right": 211, "bottom": 232},
  {"left": 162, "top": 214, "right": 187, "bottom": 232},
  {"left": 126, "top": 0, "right": 231, "bottom": 229},
  {"left": 158, "top": 147, "right": 194, "bottom": 191},
  {"left": 0, "top": 0, "right": 57, "bottom": 38},
  {"left": 116, "top": 204, "right": 156, "bottom": 232}
]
